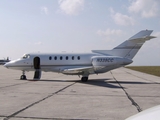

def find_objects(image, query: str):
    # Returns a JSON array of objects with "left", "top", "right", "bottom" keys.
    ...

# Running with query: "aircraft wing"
[{"left": 62, "top": 66, "right": 94, "bottom": 74}]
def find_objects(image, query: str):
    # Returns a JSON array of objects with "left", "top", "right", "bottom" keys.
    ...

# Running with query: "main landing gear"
[
  {"left": 20, "top": 70, "right": 27, "bottom": 80},
  {"left": 81, "top": 77, "right": 88, "bottom": 82}
]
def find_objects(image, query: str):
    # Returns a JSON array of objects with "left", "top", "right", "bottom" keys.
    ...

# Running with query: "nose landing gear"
[{"left": 20, "top": 70, "right": 27, "bottom": 80}]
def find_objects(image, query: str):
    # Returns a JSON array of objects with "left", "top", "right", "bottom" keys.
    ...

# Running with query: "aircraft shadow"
[
  {"left": 77, "top": 79, "right": 122, "bottom": 89},
  {"left": 25, "top": 78, "right": 122, "bottom": 89},
  {"left": 108, "top": 81, "right": 155, "bottom": 84},
  {"left": 16, "top": 78, "right": 152, "bottom": 89}
]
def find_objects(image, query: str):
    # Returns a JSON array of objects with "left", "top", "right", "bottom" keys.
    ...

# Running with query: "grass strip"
[{"left": 126, "top": 66, "right": 160, "bottom": 77}]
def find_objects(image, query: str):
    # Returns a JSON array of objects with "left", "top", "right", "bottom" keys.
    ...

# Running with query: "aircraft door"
[
  {"left": 33, "top": 57, "right": 40, "bottom": 69},
  {"left": 33, "top": 57, "right": 41, "bottom": 79}
]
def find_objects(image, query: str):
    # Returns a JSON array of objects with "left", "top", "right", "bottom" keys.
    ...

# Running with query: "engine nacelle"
[
  {"left": 92, "top": 56, "right": 133, "bottom": 67},
  {"left": 92, "top": 56, "right": 117, "bottom": 67},
  {"left": 91, "top": 56, "right": 132, "bottom": 73}
]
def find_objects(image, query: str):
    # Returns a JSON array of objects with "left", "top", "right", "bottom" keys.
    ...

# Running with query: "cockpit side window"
[{"left": 22, "top": 54, "right": 30, "bottom": 59}]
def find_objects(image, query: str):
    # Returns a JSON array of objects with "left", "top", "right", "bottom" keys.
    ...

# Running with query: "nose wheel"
[{"left": 20, "top": 71, "right": 27, "bottom": 80}]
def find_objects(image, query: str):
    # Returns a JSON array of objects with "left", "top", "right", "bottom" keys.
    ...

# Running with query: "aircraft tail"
[{"left": 92, "top": 30, "right": 156, "bottom": 59}]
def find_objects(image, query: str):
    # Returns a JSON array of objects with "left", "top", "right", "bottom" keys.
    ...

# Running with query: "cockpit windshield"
[{"left": 22, "top": 54, "right": 30, "bottom": 59}]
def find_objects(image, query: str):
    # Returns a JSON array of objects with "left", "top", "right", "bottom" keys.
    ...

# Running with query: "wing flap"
[{"left": 62, "top": 66, "right": 94, "bottom": 74}]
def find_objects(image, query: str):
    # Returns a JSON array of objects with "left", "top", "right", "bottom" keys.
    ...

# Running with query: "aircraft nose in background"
[{"left": 123, "top": 58, "right": 133, "bottom": 65}]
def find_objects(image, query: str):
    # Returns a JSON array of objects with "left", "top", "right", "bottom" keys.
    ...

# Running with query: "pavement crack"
[
  {"left": 9, "top": 116, "right": 90, "bottom": 120},
  {"left": 110, "top": 71, "right": 142, "bottom": 112},
  {"left": 0, "top": 82, "right": 29, "bottom": 89},
  {"left": 3, "top": 82, "right": 76, "bottom": 120}
]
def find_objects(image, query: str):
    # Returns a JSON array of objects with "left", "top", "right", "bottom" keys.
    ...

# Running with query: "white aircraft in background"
[
  {"left": 0, "top": 57, "right": 10, "bottom": 65},
  {"left": 4, "top": 30, "right": 156, "bottom": 82}
]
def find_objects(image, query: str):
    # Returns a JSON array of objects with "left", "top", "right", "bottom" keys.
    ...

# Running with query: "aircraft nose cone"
[
  {"left": 4, "top": 62, "right": 10, "bottom": 68},
  {"left": 123, "top": 58, "right": 133, "bottom": 65},
  {"left": 4, "top": 61, "right": 13, "bottom": 68}
]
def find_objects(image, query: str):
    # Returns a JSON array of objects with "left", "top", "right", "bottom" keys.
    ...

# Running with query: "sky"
[{"left": 0, "top": 0, "right": 160, "bottom": 66}]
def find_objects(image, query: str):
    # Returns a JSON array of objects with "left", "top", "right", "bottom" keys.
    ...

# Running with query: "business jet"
[{"left": 4, "top": 30, "right": 156, "bottom": 82}]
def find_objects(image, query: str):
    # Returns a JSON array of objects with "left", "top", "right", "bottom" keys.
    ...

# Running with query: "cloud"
[
  {"left": 153, "top": 31, "right": 160, "bottom": 37},
  {"left": 97, "top": 29, "right": 125, "bottom": 49},
  {"left": 58, "top": 0, "right": 84, "bottom": 15},
  {"left": 41, "top": 6, "right": 49, "bottom": 15},
  {"left": 110, "top": 7, "right": 135, "bottom": 26},
  {"left": 128, "top": 0, "right": 160, "bottom": 18},
  {"left": 97, "top": 28, "right": 124, "bottom": 36},
  {"left": 35, "top": 41, "right": 42, "bottom": 45},
  {"left": 153, "top": 32, "right": 160, "bottom": 45}
]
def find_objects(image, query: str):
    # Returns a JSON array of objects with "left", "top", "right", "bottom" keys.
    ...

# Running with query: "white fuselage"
[{"left": 4, "top": 52, "right": 132, "bottom": 75}]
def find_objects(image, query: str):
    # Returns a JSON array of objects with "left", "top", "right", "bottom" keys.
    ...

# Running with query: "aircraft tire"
[
  {"left": 20, "top": 75, "right": 27, "bottom": 80},
  {"left": 81, "top": 77, "right": 88, "bottom": 82}
]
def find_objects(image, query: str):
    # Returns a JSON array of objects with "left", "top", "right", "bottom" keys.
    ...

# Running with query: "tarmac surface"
[{"left": 0, "top": 66, "right": 160, "bottom": 120}]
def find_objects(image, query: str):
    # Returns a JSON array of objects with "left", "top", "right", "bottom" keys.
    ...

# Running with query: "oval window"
[
  {"left": 49, "top": 56, "right": 52, "bottom": 60},
  {"left": 77, "top": 56, "right": 80, "bottom": 60},
  {"left": 60, "top": 56, "right": 63, "bottom": 60}
]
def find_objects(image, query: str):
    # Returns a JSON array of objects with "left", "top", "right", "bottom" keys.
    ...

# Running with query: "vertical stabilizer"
[{"left": 92, "top": 30, "right": 156, "bottom": 59}]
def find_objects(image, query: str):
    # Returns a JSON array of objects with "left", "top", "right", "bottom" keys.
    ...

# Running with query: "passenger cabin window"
[
  {"left": 22, "top": 54, "right": 30, "bottom": 59},
  {"left": 54, "top": 56, "right": 57, "bottom": 60},
  {"left": 49, "top": 56, "right": 52, "bottom": 60},
  {"left": 66, "top": 56, "right": 68, "bottom": 60},
  {"left": 77, "top": 56, "right": 80, "bottom": 60},
  {"left": 72, "top": 56, "right": 74, "bottom": 60},
  {"left": 60, "top": 56, "right": 63, "bottom": 60}
]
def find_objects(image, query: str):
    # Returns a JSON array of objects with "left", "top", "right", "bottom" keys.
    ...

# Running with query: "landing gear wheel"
[
  {"left": 20, "top": 71, "right": 27, "bottom": 80},
  {"left": 20, "top": 75, "right": 27, "bottom": 80},
  {"left": 81, "top": 77, "right": 88, "bottom": 82}
]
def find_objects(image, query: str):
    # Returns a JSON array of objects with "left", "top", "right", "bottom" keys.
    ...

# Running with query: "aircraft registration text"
[{"left": 97, "top": 58, "right": 114, "bottom": 62}]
